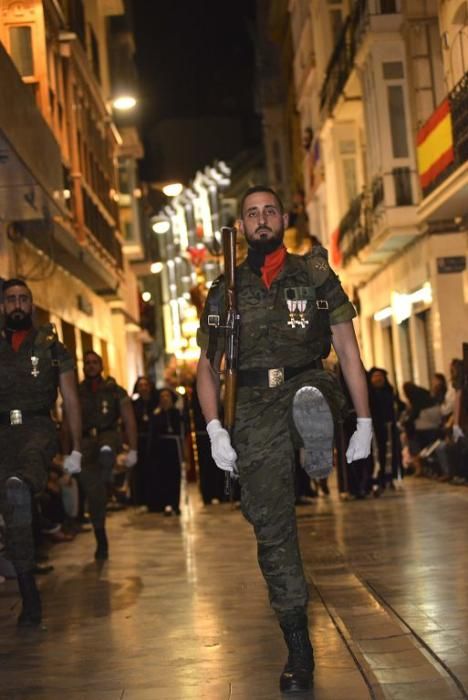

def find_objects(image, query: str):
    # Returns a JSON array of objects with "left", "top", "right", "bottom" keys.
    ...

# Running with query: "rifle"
[{"left": 222, "top": 226, "right": 240, "bottom": 496}]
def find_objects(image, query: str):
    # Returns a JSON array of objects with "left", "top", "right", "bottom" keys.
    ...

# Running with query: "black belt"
[
  {"left": 237, "top": 360, "right": 323, "bottom": 388},
  {"left": 0, "top": 409, "right": 51, "bottom": 426}
]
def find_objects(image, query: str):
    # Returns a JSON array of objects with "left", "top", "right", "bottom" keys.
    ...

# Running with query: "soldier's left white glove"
[
  {"left": 346, "top": 418, "right": 372, "bottom": 463},
  {"left": 124, "top": 449, "right": 138, "bottom": 468},
  {"left": 63, "top": 450, "right": 82, "bottom": 475}
]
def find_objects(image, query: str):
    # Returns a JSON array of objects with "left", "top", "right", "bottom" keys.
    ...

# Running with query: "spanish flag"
[{"left": 417, "top": 98, "right": 454, "bottom": 191}]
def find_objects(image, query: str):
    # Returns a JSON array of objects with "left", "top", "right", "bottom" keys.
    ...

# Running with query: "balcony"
[
  {"left": 417, "top": 72, "right": 468, "bottom": 223},
  {"left": 320, "top": 0, "right": 400, "bottom": 117},
  {"left": 0, "top": 43, "right": 65, "bottom": 221},
  {"left": 338, "top": 169, "right": 420, "bottom": 280}
]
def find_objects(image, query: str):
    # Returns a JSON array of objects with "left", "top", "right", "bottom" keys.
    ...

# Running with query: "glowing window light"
[
  {"left": 373, "top": 307, "right": 392, "bottom": 322},
  {"left": 152, "top": 220, "right": 170, "bottom": 234}
]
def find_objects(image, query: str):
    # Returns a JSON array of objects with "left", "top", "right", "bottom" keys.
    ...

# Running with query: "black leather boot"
[
  {"left": 94, "top": 527, "right": 109, "bottom": 560},
  {"left": 279, "top": 625, "right": 314, "bottom": 694},
  {"left": 17, "top": 571, "right": 42, "bottom": 627}
]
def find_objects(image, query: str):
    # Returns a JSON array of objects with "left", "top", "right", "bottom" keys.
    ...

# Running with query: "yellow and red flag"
[{"left": 417, "top": 98, "right": 454, "bottom": 191}]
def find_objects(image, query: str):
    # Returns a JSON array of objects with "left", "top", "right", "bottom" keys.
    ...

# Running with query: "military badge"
[{"left": 31, "top": 356, "right": 40, "bottom": 377}]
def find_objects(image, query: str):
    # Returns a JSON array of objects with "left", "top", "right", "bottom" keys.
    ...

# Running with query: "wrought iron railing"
[
  {"left": 419, "top": 71, "right": 468, "bottom": 198},
  {"left": 320, "top": 0, "right": 398, "bottom": 116}
]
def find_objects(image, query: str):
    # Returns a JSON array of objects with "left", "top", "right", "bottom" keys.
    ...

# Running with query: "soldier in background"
[
  {"left": 196, "top": 186, "right": 371, "bottom": 693},
  {"left": 0, "top": 279, "right": 82, "bottom": 627},
  {"left": 77, "top": 351, "right": 137, "bottom": 560}
]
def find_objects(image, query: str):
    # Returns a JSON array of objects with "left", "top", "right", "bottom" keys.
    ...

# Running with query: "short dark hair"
[
  {"left": 84, "top": 350, "right": 103, "bottom": 365},
  {"left": 239, "top": 185, "right": 284, "bottom": 217},
  {"left": 2, "top": 278, "right": 32, "bottom": 297}
]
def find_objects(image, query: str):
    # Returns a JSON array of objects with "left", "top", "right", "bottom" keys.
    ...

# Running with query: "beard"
[
  {"left": 245, "top": 225, "right": 284, "bottom": 254},
  {"left": 5, "top": 310, "right": 33, "bottom": 331}
]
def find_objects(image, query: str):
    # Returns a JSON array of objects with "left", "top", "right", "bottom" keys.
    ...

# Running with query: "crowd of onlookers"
[{"left": 333, "top": 357, "right": 467, "bottom": 499}]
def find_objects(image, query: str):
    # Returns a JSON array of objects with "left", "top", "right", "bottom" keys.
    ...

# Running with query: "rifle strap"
[{"left": 206, "top": 277, "right": 224, "bottom": 366}]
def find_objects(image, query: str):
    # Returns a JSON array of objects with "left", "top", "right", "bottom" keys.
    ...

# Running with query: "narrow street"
[{"left": 1, "top": 477, "right": 468, "bottom": 700}]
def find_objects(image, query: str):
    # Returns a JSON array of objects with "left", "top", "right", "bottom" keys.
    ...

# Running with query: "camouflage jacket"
[
  {"left": 78, "top": 376, "right": 129, "bottom": 433},
  {"left": 0, "top": 324, "right": 74, "bottom": 412},
  {"left": 197, "top": 247, "right": 356, "bottom": 369}
]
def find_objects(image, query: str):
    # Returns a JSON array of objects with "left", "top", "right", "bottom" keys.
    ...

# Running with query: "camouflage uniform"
[
  {"left": 78, "top": 377, "right": 129, "bottom": 529},
  {"left": 197, "top": 248, "right": 356, "bottom": 626},
  {"left": 0, "top": 325, "right": 74, "bottom": 573}
]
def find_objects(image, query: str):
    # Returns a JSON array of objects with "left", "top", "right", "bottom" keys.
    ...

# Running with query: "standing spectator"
[
  {"left": 131, "top": 376, "right": 158, "bottom": 506},
  {"left": 191, "top": 384, "right": 226, "bottom": 505},
  {"left": 146, "top": 388, "right": 184, "bottom": 515},
  {"left": 368, "top": 367, "right": 404, "bottom": 492},
  {"left": 76, "top": 351, "right": 137, "bottom": 559}
]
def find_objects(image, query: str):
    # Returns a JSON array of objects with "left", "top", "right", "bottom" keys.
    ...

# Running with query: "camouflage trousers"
[
  {"left": 0, "top": 418, "right": 57, "bottom": 573},
  {"left": 78, "top": 430, "right": 120, "bottom": 529},
  {"left": 233, "top": 368, "right": 345, "bottom": 626}
]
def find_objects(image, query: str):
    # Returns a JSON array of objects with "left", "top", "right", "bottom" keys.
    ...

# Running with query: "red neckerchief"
[
  {"left": 261, "top": 245, "right": 287, "bottom": 288},
  {"left": 11, "top": 330, "right": 30, "bottom": 352},
  {"left": 90, "top": 377, "right": 103, "bottom": 393}
]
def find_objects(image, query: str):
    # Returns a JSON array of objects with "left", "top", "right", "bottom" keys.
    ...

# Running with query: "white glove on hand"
[
  {"left": 206, "top": 419, "right": 237, "bottom": 473},
  {"left": 63, "top": 450, "right": 82, "bottom": 475},
  {"left": 346, "top": 417, "right": 372, "bottom": 463},
  {"left": 453, "top": 424, "right": 465, "bottom": 442},
  {"left": 124, "top": 449, "right": 138, "bottom": 468}
]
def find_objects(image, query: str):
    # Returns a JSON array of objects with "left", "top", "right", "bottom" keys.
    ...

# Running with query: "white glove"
[
  {"left": 346, "top": 417, "right": 372, "bottom": 463},
  {"left": 124, "top": 449, "right": 138, "bottom": 468},
  {"left": 63, "top": 450, "right": 82, "bottom": 475},
  {"left": 453, "top": 424, "right": 465, "bottom": 442},
  {"left": 206, "top": 419, "right": 237, "bottom": 473}
]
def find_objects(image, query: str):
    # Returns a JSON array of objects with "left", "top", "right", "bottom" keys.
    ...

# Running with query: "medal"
[
  {"left": 296, "top": 300, "right": 309, "bottom": 328},
  {"left": 101, "top": 400, "right": 109, "bottom": 415},
  {"left": 31, "top": 356, "right": 40, "bottom": 377},
  {"left": 287, "top": 299, "right": 298, "bottom": 327}
]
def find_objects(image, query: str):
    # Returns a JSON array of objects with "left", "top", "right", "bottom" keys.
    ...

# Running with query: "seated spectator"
[{"left": 400, "top": 382, "right": 442, "bottom": 476}]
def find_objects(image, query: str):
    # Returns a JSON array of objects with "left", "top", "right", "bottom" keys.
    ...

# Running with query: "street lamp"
[
  {"left": 162, "top": 182, "right": 183, "bottom": 197},
  {"left": 112, "top": 95, "right": 137, "bottom": 111}
]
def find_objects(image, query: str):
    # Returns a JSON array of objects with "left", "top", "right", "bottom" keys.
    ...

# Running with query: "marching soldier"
[
  {"left": 77, "top": 351, "right": 137, "bottom": 560},
  {"left": 0, "top": 279, "right": 82, "bottom": 627},
  {"left": 196, "top": 186, "right": 372, "bottom": 693}
]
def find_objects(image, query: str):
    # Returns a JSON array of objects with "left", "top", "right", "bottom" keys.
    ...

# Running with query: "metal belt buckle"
[
  {"left": 268, "top": 368, "right": 284, "bottom": 388},
  {"left": 316, "top": 299, "right": 329, "bottom": 309},
  {"left": 10, "top": 409, "right": 22, "bottom": 426},
  {"left": 208, "top": 314, "right": 220, "bottom": 327},
  {"left": 89, "top": 427, "right": 98, "bottom": 438}
]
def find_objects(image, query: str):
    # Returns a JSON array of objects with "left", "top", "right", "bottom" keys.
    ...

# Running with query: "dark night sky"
[{"left": 129, "top": 1, "right": 262, "bottom": 182}]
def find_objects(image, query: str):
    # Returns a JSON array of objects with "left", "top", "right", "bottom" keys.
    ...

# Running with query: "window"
[
  {"left": 9, "top": 26, "right": 34, "bottom": 77},
  {"left": 379, "top": 0, "right": 397, "bottom": 13},
  {"left": 387, "top": 85, "right": 409, "bottom": 158},
  {"left": 339, "top": 140, "right": 358, "bottom": 203}
]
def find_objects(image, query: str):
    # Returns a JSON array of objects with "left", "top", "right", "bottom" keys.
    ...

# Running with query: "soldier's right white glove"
[
  {"left": 206, "top": 419, "right": 237, "bottom": 473},
  {"left": 453, "top": 424, "right": 465, "bottom": 442},
  {"left": 63, "top": 450, "right": 82, "bottom": 475}
]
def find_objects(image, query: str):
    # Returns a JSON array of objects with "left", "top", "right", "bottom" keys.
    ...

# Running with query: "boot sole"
[{"left": 293, "top": 386, "right": 334, "bottom": 480}]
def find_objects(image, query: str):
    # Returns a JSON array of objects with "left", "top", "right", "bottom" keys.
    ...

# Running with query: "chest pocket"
[{"left": 269, "top": 282, "right": 332, "bottom": 358}]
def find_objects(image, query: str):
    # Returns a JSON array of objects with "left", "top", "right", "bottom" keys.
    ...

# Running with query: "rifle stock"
[{"left": 222, "top": 226, "right": 240, "bottom": 496}]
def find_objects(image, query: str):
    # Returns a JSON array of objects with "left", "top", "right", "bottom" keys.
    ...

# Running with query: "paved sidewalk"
[{"left": 1, "top": 477, "right": 468, "bottom": 699}]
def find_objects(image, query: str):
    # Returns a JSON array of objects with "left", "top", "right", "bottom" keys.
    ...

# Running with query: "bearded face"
[
  {"left": 240, "top": 191, "right": 288, "bottom": 254},
  {"left": 3, "top": 285, "right": 33, "bottom": 330}
]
